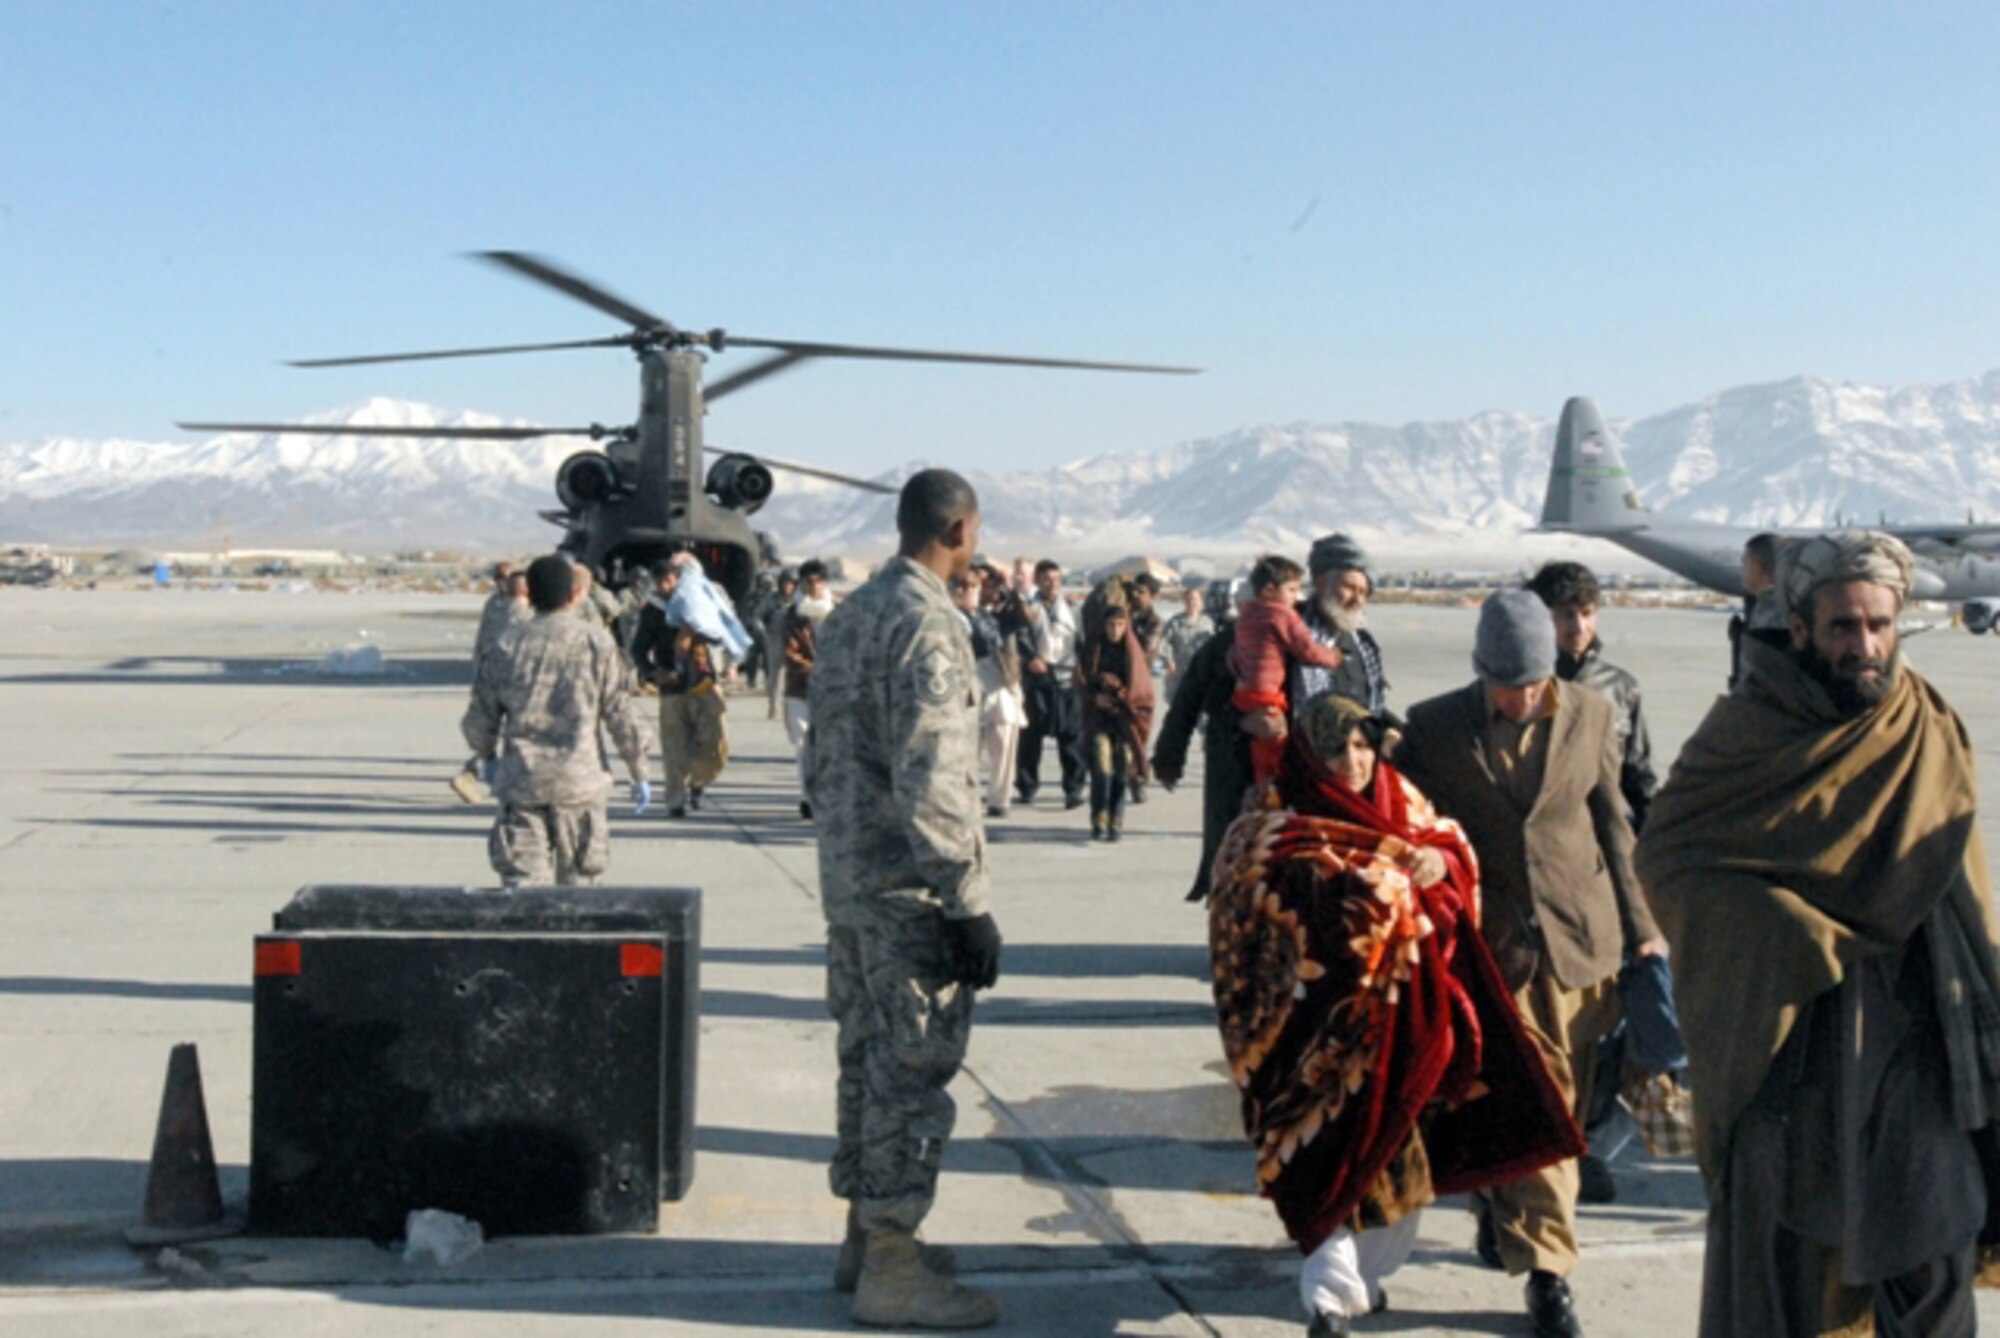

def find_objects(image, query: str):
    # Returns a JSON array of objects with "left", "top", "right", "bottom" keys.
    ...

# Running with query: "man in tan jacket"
[{"left": 1397, "top": 588, "right": 1662, "bottom": 1338}]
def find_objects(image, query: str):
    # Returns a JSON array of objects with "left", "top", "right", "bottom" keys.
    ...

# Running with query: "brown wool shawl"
[{"left": 1635, "top": 635, "right": 1997, "bottom": 1187}]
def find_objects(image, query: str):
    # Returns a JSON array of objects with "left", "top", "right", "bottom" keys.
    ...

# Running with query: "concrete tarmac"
[{"left": 2, "top": 589, "right": 1996, "bottom": 1336}]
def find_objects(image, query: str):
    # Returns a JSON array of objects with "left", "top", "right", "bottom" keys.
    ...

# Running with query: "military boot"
[
  {"left": 834, "top": 1206, "right": 957, "bottom": 1294},
  {"left": 448, "top": 766, "right": 482, "bottom": 804},
  {"left": 851, "top": 1228, "right": 996, "bottom": 1329}
]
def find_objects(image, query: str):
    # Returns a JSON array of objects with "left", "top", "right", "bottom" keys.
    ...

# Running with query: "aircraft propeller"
[
  {"left": 173, "top": 419, "right": 895, "bottom": 494},
  {"left": 276, "top": 251, "right": 1200, "bottom": 384}
]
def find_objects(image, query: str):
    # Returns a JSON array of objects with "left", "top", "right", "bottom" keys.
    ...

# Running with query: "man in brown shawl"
[{"left": 1637, "top": 531, "right": 2000, "bottom": 1337}]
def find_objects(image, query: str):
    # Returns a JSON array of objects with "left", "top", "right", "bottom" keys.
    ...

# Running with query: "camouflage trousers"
[
  {"left": 489, "top": 799, "right": 610, "bottom": 887},
  {"left": 658, "top": 689, "right": 727, "bottom": 806},
  {"left": 826, "top": 911, "right": 976, "bottom": 1233}
]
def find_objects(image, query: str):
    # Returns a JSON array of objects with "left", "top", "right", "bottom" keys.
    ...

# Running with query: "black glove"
[
  {"left": 1152, "top": 754, "right": 1181, "bottom": 791},
  {"left": 944, "top": 913, "right": 1002, "bottom": 990}
]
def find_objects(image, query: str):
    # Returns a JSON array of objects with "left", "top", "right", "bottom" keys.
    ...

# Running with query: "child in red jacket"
[{"left": 1229, "top": 554, "right": 1344, "bottom": 782}]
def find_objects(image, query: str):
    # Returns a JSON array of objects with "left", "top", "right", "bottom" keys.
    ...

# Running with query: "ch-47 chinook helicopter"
[{"left": 180, "top": 252, "right": 1198, "bottom": 604}]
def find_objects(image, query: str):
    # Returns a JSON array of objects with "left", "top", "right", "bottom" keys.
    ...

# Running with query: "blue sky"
[{"left": 4, "top": 2, "right": 1997, "bottom": 475}]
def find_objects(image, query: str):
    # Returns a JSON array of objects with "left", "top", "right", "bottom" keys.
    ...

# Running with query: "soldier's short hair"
[
  {"left": 1129, "top": 572, "right": 1161, "bottom": 595},
  {"left": 526, "top": 554, "right": 575, "bottom": 612},
  {"left": 1249, "top": 554, "right": 1304, "bottom": 593},
  {"left": 1744, "top": 532, "right": 1781, "bottom": 575},
  {"left": 897, "top": 469, "right": 980, "bottom": 545},
  {"left": 649, "top": 557, "right": 678, "bottom": 583},
  {"left": 1034, "top": 558, "right": 1062, "bottom": 580},
  {"left": 1527, "top": 561, "right": 1602, "bottom": 612},
  {"left": 798, "top": 559, "right": 829, "bottom": 584}
]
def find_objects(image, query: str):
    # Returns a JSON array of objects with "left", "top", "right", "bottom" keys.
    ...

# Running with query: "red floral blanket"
[{"left": 1209, "top": 756, "right": 1583, "bottom": 1252}]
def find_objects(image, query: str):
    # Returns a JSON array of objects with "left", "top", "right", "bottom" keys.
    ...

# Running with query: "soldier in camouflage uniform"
[
  {"left": 807, "top": 469, "right": 1003, "bottom": 1330},
  {"left": 453, "top": 564, "right": 531, "bottom": 803},
  {"left": 472, "top": 562, "right": 524, "bottom": 660},
  {"left": 462, "top": 555, "right": 652, "bottom": 886},
  {"left": 571, "top": 561, "right": 629, "bottom": 647}
]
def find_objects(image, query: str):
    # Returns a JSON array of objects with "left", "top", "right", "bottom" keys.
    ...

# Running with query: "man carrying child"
[{"left": 1228, "top": 554, "right": 1347, "bottom": 783}]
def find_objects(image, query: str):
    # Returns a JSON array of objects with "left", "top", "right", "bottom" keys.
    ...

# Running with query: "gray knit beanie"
[
  {"left": 1473, "top": 589, "right": 1557, "bottom": 687},
  {"left": 1308, "top": 533, "right": 1371, "bottom": 580}
]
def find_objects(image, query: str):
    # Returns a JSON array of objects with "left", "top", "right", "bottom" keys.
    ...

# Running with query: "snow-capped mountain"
[
  {"left": 7, "top": 372, "right": 2000, "bottom": 560},
  {"left": 0, "top": 399, "right": 579, "bottom": 551}
]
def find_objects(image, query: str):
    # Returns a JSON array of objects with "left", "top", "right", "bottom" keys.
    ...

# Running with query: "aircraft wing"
[{"left": 1885, "top": 522, "right": 2000, "bottom": 546}]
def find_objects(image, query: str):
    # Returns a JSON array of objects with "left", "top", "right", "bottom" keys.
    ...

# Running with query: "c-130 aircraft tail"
[
  {"left": 1533, "top": 393, "right": 2000, "bottom": 608},
  {"left": 1538, "top": 397, "right": 1647, "bottom": 533}
]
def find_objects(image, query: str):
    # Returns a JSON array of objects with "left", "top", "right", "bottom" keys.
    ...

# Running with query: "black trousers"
[{"left": 1017, "top": 673, "right": 1086, "bottom": 803}]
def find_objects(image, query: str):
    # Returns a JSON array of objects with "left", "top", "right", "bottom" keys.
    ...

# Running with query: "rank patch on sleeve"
[{"left": 914, "top": 644, "right": 960, "bottom": 705}]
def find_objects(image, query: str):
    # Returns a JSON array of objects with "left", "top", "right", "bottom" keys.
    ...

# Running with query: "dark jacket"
[
  {"left": 1397, "top": 680, "right": 1658, "bottom": 992},
  {"left": 1152, "top": 619, "right": 1252, "bottom": 901},
  {"left": 970, "top": 589, "right": 1030, "bottom": 691},
  {"left": 782, "top": 608, "right": 820, "bottom": 700},
  {"left": 1288, "top": 600, "right": 1388, "bottom": 713},
  {"left": 1557, "top": 639, "right": 1657, "bottom": 830}
]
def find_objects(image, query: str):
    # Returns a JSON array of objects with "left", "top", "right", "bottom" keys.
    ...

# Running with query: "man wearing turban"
[{"left": 1638, "top": 532, "right": 2000, "bottom": 1336}]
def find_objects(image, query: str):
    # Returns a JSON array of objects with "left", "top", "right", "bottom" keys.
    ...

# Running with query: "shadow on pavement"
[
  {"left": 702, "top": 987, "right": 1211, "bottom": 1029},
  {"left": 0, "top": 976, "right": 252, "bottom": 1004},
  {"left": 28, "top": 815, "right": 468, "bottom": 840},
  {"left": 4, "top": 656, "right": 472, "bottom": 688},
  {"left": 120, "top": 753, "right": 451, "bottom": 766},
  {"left": 704, "top": 942, "right": 1208, "bottom": 981},
  {"left": 0, "top": 1157, "right": 248, "bottom": 1228}
]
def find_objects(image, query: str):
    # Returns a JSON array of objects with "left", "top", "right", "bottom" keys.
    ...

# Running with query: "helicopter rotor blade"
[
  {"left": 704, "top": 351, "right": 815, "bottom": 402},
  {"left": 704, "top": 445, "right": 896, "bottom": 495},
  {"left": 178, "top": 420, "right": 617, "bottom": 441},
  {"left": 286, "top": 336, "right": 633, "bottom": 369},
  {"left": 721, "top": 337, "right": 1199, "bottom": 376},
  {"left": 474, "top": 251, "right": 670, "bottom": 331}
]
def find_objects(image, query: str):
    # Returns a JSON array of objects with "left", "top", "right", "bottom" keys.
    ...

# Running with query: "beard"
[
  {"left": 1795, "top": 641, "right": 1894, "bottom": 717},
  {"left": 1317, "top": 595, "right": 1365, "bottom": 636},
  {"left": 794, "top": 593, "right": 835, "bottom": 625}
]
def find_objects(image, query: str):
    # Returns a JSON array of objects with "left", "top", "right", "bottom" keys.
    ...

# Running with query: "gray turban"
[
  {"left": 1776, "top": 531, "right": 1914, "bottom": 621},
  {"left": 1474, "top": 589, "right": 1557, "bottom": 687},
  {"left": 1308, "top": 533, "right": 1372, "bottom": 580}
]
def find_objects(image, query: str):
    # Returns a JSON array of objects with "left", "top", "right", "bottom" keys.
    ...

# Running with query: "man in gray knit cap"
[{"left": 1396, "top": 588, "right": 1658, "bottom": 1338}]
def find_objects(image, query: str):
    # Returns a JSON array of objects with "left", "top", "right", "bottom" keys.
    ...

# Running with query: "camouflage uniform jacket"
[
  {"left": 807, "top": 556, "right": 989, "bottom": 926},
  {"left": 577, "top": 582, "right": 625, "bottom": 635},
  {"left": 462, "top": 612, "right": 650, "bottom": 808},
  {"left": 1557, "top": 638, "right": 1657, "bottom": 830},
  {"left": 474, "top": 590, "right": 530, "bottom": 662},
  {"left": 1160, "top": 611, "right": 1215, "bottom": 676}
]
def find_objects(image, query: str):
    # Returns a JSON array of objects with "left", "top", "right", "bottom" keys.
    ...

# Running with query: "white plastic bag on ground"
[{"left": 400, "top": 1208, "right": 483, "bottom": 1265}]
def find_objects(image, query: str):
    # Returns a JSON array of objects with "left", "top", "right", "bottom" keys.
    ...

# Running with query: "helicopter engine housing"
[
  {"left": 704, "top": 453, "right": 775, "bottom": 515},
  {"left": 555, "top": 451, "right": 621, "bottom": 511}
]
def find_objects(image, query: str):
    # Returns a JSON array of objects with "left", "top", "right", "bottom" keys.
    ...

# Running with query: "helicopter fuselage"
[{"left": 561, "top": 348, "right": 759, "bottom": 602}]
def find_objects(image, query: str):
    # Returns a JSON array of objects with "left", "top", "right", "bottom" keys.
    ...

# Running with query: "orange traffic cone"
[{"left": 127, "top": 1042, "right": 236, "bottom": 1245}]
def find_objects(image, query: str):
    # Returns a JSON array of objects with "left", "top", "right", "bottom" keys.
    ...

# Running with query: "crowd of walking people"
[{"left": 454, "top": 490, "right": 1999, "bottom": 1337}]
